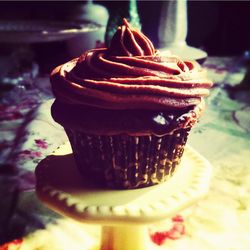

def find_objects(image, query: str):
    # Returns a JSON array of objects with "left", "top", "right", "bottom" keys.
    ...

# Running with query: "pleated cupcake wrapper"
[{"left": 65, "top": 129, "right": 190, "bottom": 189}]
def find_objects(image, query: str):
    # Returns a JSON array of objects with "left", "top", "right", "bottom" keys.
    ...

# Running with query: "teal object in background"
[{"left": 105, "top": 0, "right": 141, "bottom": 47}]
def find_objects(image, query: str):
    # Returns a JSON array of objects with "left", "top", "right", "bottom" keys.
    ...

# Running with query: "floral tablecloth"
[{"left": 0, "top": 57, "right": 250, "bottom": 250}]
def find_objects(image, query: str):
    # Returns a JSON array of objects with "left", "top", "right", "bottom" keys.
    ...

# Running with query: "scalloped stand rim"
[{"left": 35, "top": 142, "right": 212, "bottom": 250}]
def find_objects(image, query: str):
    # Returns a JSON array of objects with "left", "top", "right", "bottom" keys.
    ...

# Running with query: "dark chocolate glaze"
[{"left": 51, "top": 100, "right": 201, "bottom": 136}]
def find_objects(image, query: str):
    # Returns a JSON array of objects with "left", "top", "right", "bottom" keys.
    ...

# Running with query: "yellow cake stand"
[{"left": 35, "top": 142, "right": 212, "bottom": 250}]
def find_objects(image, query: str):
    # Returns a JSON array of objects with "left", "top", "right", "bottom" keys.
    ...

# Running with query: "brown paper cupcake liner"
[{"left": 65, "top": 129, "right": 190, "bottom": 189}]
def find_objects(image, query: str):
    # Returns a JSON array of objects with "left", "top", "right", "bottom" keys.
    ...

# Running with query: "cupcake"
[{"left": 50, "top": 19, "right": 212, "bottom": 189}]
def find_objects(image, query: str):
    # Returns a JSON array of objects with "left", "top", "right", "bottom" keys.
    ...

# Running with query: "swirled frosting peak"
[
  {"left": 107, "top": 18, "right": 155, "bottom": 56},
  {"left": 51, "top": 19, "right": 213, "bottom": 112}
]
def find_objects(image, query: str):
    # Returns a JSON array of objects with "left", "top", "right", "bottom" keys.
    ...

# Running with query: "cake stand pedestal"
[
  {"left": 158, "top": 0, "right": 207, "bottom": 63},
  {"left": 35, "top": 142, "right": 212, "bottom": 250}
]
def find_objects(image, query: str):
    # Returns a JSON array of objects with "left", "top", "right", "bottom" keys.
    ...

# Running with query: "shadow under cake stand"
[{"left": 35, "top": 142, "right": 212, "bottom": 250}]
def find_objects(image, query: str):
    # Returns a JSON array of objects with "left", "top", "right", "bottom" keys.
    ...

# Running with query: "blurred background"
[{"left": 0, "top": 0, "right": 250, "bottom": 74}]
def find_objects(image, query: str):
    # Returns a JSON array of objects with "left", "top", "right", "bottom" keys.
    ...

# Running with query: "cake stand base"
[
  {"left": 160, "top": 45, "right": 207, "bottom": 64},
  {"left": 35, "top": 143, "right": 212, "bottom": 250}
]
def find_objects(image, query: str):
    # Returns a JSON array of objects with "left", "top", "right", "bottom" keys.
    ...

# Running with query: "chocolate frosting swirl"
[{"left": 51, "top": 19, "right": 212, "bottom": 111}]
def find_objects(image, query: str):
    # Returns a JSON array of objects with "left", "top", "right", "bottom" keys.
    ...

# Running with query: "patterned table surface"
[{"left": 0, "top": 57, "right": 250, "bottom": 250}]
